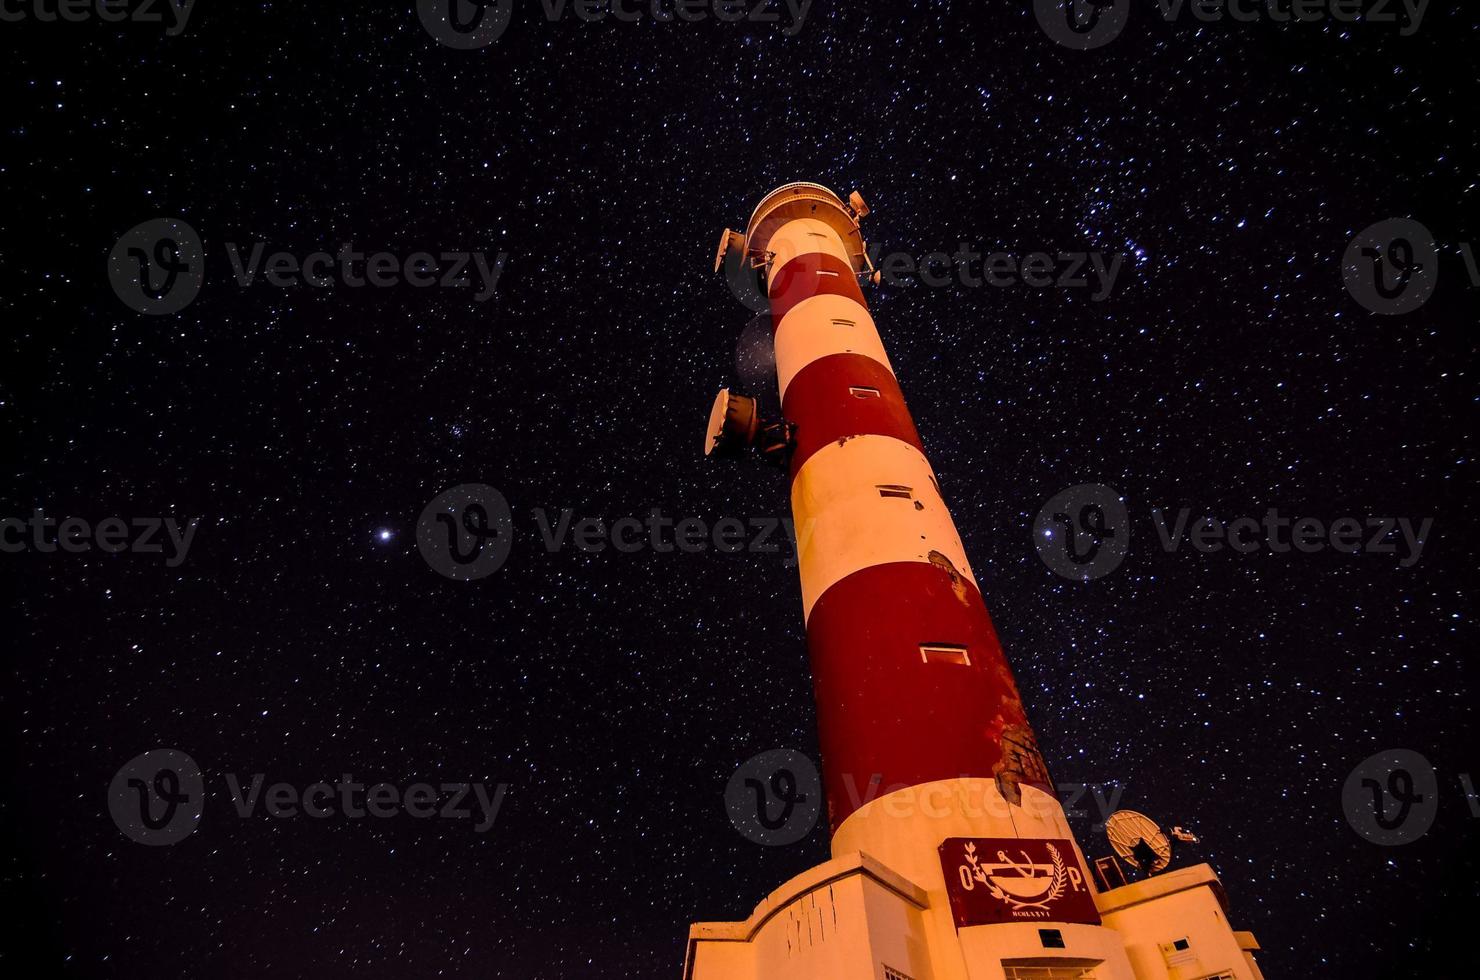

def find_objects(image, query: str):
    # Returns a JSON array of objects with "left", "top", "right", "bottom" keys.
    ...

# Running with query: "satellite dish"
[
  {"left": 1105, "top": 810, "right": 1173, "bottom": 875},
  {"left": 703, "top": 388, "right": 795, "bottom": 467},
  {"left": 704, "top": 388, "right": 759, "bottom": 458},
  {"left": 714, "top": 228, "right": 746, "bottom": 274}
]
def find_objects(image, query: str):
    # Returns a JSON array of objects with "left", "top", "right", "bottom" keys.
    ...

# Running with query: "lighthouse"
[{"left": 689, "top": 183, "right": 1265, "bottom": 980}]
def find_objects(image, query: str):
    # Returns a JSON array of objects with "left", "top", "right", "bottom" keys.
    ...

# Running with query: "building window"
[
  {"left": 1002, "top": 966, "right": 1098, "bottom": 980},
  {"left": 1038, "top": 928, "right": 1066, "bottom": 949},
  {"left": 877, "top": 484, "right": 912, "bottom": 498},
  {"left": 832, "top": 318, "right": 856, "bottom": 327},
  {"left": 851, "top": 386, "right": 881, "bottom": 399},
  {"left": 882, "top": 968, "right": 916, "bottom": 980},
  {"left": 920, "top": 644, "right": 970, "bottom": 666},
  {"left": 1160, "top": 937, "right": 1198, "bottom": 967}
]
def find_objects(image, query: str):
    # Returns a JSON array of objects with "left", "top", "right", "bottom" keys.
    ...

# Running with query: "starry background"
[{"left": 2, "top": 2, "right": 1476, "bottom": 978}]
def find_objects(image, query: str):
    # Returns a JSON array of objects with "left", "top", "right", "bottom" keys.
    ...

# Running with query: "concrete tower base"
[
  {"left": 683, "top": 846, "right": 1264, "bottom": 980},
  {"left": 686, "top": 778, "right": 1263, "bottom": 978}
]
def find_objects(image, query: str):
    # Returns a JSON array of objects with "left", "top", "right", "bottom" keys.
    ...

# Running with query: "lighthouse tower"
[{"left": 689, "top": 183, "right": 1265, "bottom": 980}]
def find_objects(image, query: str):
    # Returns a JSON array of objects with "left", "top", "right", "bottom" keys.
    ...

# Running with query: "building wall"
[
  {"left": 684, "top": 854, "right": 934, "bottom": 980},
  {"left": 1096, "top": 867, "right": 1260, "bottom": 980},
  {"left": 687, "top": 855, "right": 1263, "bottom": 980}
]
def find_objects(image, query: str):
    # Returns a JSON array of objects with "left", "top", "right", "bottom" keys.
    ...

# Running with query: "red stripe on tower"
[
  {"left": 805, "top": 561, "right": 1036, "bottom": 831},
  {"left": 767, "top": 251, "right": 867, "bottom": 325},
  {"left": 780, "top": 353, "right": 924, "bottom": 478}
]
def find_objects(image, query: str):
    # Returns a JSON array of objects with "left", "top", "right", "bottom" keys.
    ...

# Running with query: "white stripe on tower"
[
  {"left": 774, "top": 294, "right": 894, "bottom": 401},
  {"left": 791, "top": 436, "right": 976, "bottom": 622}
]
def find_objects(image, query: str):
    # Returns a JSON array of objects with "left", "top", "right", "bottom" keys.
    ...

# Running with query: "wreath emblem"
[{"left": 962, "top": 841, "right": 1067, "bottom": 911}]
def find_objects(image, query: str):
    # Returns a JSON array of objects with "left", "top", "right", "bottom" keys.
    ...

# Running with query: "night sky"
[{"left": 3, "top": 2, "right": 1477, "bottom": 978}]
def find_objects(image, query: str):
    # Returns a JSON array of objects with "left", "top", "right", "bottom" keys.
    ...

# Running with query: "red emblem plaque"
[{"left": 938, "top": 837, "right": 1102, "bottom": 928}]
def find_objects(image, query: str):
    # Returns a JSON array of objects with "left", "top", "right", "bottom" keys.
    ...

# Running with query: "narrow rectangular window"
[
  {"left": 816, "top": 269, "right": 840, "bottom": 278},
  {"left": 920, "top": 644, "right": 970, "bottom": 666},
  {"left": 851, "top": 386, "right": 881, "bottom": 399},
  {"left": 832, "top": 318, "right": 856, "bottom": 327},
  {"left": 877, "top": 484, "right": 912, "bottom": 498}
]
